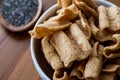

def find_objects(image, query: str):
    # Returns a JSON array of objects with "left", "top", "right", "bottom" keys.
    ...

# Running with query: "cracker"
[
  {"left": 42, "top": 36, "right": 64, "bottom": 70},
  {"left": 98, "top": 6, "right": 110, "bottom": 31}
]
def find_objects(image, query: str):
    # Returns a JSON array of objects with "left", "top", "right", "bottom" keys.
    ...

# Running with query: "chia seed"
[{"left": 1, "top": 0, "right": 38, "bottom": 26}]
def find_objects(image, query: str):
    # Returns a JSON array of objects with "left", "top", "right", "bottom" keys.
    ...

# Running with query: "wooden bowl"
[{"left": 0, "top": 0, "right": 42, "bottom": 32}]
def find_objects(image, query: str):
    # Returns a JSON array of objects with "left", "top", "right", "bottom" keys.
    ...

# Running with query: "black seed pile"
[{"left": 2, "top": 0, "right": 38, "bottom": 26}]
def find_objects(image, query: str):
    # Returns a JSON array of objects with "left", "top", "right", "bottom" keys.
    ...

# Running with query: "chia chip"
[{"left": 2, "top": 0, "right": 38, "bottom": 26}]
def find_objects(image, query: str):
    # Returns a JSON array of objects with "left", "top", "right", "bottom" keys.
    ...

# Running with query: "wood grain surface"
[{"left": 0, "top": 0, "right": 119, "bottom": 80}]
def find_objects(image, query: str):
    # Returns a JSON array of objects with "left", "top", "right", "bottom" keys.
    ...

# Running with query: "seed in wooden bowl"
[{"left": 1, "top": 0, "right": 38, "bottom": 26}]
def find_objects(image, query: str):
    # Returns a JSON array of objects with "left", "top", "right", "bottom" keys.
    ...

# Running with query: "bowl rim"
[
  {"left": 0, "top": 0, "right": 42, "bottom": 32},
  {"left": 30, "top": 4, "right": 57, "bottom": 80},
  {"left": 30, "top": 0, "right": 115, "bottom": 80}
]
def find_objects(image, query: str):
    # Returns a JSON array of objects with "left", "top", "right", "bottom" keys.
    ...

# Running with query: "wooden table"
[{"left": 0, "top": 0, "right": 119, "bottom": 80}]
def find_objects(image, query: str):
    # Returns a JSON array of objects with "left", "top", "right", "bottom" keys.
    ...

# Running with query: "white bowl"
[{"left": 30, "top": 0, "right": 115, "bottom": 80}]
